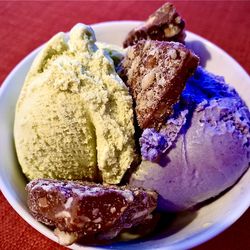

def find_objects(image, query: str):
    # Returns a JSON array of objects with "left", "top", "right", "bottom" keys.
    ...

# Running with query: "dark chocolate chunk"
[
  {"left": 123, "top": 2, "right": 186, "bottom": 48},
  {"left": 26, "top": 179, "right": 157, "bottom": 245},
  {"left": 121, "top": 40, "right": 199, "bottom": 129}
]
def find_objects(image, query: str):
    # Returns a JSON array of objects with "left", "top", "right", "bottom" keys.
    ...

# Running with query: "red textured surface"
[{"left": 0, "top": 1, "right": 249, "bottom": 249}]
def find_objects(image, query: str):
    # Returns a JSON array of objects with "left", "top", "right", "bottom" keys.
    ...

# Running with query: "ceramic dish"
[{"left": 0, "top": 21, "right": 249, "bottom": 250}]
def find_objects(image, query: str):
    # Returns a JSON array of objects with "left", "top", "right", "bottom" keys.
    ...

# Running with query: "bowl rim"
[{"left": 0, "top": 20, "right": 249, "bottom": 250}]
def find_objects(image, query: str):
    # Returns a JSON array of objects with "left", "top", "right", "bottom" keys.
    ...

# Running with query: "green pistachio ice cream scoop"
[{"left": 14, "top": 23, "right": 135, "bottom": 184}]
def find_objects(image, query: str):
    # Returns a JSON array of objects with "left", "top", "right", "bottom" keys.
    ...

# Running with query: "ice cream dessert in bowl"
[{"left": 0, "top": 2, "right": 249, "bottom": 248}]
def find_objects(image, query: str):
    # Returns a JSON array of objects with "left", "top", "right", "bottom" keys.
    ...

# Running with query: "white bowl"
[{"left": 0, "top": 21, "right": 249, "bottom": 250}]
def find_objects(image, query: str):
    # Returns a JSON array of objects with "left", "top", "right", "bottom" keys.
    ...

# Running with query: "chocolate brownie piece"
[
  {"left": 26, "top": 179, "right": 157, "bottom": 245},
  {"left": 121, "top": 40, "right": 199, "bottom": 129},
  {"left": 123, "top": 2, "right": 186, "bottom": 48}
]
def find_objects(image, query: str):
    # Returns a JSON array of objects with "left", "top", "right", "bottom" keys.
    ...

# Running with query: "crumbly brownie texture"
[
  {"left": 121, "top": 40, "right": 199, "bottom": 129},
  {"left": 26, "top": 179, "right": 157, "bottom": 245},
  {"left": 123, "top": 2, "right": 186, "bottom": 48}
]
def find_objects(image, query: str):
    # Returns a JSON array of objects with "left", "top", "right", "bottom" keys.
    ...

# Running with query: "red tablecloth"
[{"left": 0, "top": 1, "right": 249, "bottom": 249}]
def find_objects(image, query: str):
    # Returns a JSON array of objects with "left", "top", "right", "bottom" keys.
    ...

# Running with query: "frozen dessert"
[
  {"left": 123, "top": 2, "right": 186, "bottom": 48},
  {"left": 14, "top": 24, "right": 135, "bottom": 184},
  {"left": 13, "top": 1, "right": 250, "bottom": 246},
  {"left": 129, "top": 67, "right": 250, "bottom": 211},
  {"left": 120, "top": 40, "right": 199, "bottom": 129},
  {"left": 26, "top": 179, "right": 157, "bottom": 245}
]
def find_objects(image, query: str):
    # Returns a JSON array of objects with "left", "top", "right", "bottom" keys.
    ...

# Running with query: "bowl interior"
[{"left": 0, "top": 21, "right": 249, "bottom": 250}]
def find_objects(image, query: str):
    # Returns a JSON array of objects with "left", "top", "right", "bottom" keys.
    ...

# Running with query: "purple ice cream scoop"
[{"left": 129, "top": 67, "right": 250, "bottom": 211}]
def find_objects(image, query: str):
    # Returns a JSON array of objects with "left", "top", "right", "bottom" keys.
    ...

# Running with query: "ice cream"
[
  {"left": 14, "top": 24, "right": 135, "bottom": 184},
  {"left": 129, "top": 67, "right": 250, "bottom": 211}
]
